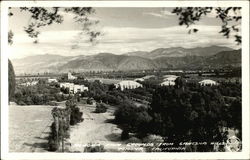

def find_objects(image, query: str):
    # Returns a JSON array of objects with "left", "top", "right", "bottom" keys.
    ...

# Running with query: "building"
[
  {"left": 60, "top": 82, "right": 88, "bottom": 93},
  {"left": 115, "top": 80, "right": 142, "bottom": 91},
  {"left": 142, "top": 75, "right": 156, "bottom": 80},
  {"left": 68, "top": 72, "right": 77, "bottom": 80},
  {"left": 163, "top": 76, "right": 179, "bottom": 82},
  {"left": 134, "top": 78, "right": 145, "bottom": 82},
  {"left": 48, "top": 78, "right": 58, "bottom": 83},
  {"left": 73, "top": 85, "right": 89, "bottom": 93},
  {"left": 163, "top": 75, "right": 179, "bottom": 79},
  {"left": 160, "top": 81, "right": 175, "bottom": 86},
  {"left": 160, "top": 75, "right": 179, "bottom": 86},
  {"left": 134, "top": 75, "right": 156, "bottom": 82},
  {"left": 20, "top": 81, "right": 38, "bottom": 86},
  {"left": 199, "top": 79, "right": 218, "bottom": 86}
]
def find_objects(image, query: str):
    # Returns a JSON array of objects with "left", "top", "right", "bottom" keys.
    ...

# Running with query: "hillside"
[
  {"left": 11, "top": 47, "right": 241, "bottom": 74},
  {"left": 125, "top": 45, "right": 233, "bottom": 58}
]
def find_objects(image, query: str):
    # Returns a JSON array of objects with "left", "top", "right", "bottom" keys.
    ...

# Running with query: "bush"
[
  {"left": 87, "top": 97, "right": 94, "bottom": 105},
  {"left": 142, "top": 134, "right": 164, "bottom": 144},
  {"left": 94, "top": 103, "right": 107, "bottom": 113},
  {"left": 127, "top": 137, "right": 141, "bottom": 143},
  {"left": 48, "top": 122, "right": 59, "bottom": 151},
  {"left": 121, "top": 129, "right": 129, "bottom": 140},
  {"left": 66, "top": 99, "right": 84, "bottom": 125},
  {"left": 17, "top": 100, "right": 26, "bottom": 105},
  {"left": 47, "top": 101, "right": 58, "bottom": 106},
  {"left": 84, "top": 143, "right": 105, "bottom": 152},
  {"left": 114, "top": 100, "right": 152, "bottom": 134},
  {"left": 9, "top": 59, "right": 16, "bottom": 102}
]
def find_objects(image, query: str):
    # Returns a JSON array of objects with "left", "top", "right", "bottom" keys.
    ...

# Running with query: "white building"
[
  {"left": 74, "top": 84, "right": 89, "bottom": 93},
  {"left": 160, "top": 81, "right": 175, "bottom": 86},
  {"left": 134, "top": 78, "right": 145, "bottom": 82},
  {"left": 199, "top": 79, "right": 218, "bottom": 86},
  {"left": 68, "top": 72, "right": 77, "bottom": 80},
  {"left": 163, "top": 76, "right": 179, "bottom": 82},
  {"left": 142, "top": 75, "right": 156, "bottom": 80},
  {"left": 115, "top": 80, "right": 142, "bottom": 91},
  {"left": 160, "top": 75, "right": 179, "bottom": 86},
  {"left": 163, "top": 75, "right": 179, "bottom": 79},
  {"left": 60, "top": 82, "right": 88, "bottom": 93},
  {"left": 134, "top": 75, "right": 156, "bottom": 82},
  {"left": 20, "top": 81, "right": 38, "bottom": 86},
  {"left": 48, "top": 78, "right": 58, "bottom": 83}
]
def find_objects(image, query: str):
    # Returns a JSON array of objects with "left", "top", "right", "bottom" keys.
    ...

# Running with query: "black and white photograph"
[{"left": 1, "top": 1, "right": 250, "bottom": 159}]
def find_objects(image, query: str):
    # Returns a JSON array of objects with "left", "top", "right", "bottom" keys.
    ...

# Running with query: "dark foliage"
[
  {"left": 14, "top": 82, "right": 68, "bottom": 105},
  {"left": 94, "top": 103, "right": 107, "bottom": 113},
  {"left": 66, "top": 99, "right": 84, "bottom": 125},
  {"left": 121, "top": 129, "right": 130, "bottom": 140},
  {"left": 48, "top": 122, "right": 59, "bottom": 151},
  {"left": 172, "top": 7, "right": 241, "bottom": 44},
  {"left": 148, "top": 83, "right": 241, "bottom": 151},
  {"left": 8, "top": 59, "right": 16, "bottom": 102},
  {"left": 114, "top": 100, "right": 152, "bottom": 136},
  {"left": 84, "top": 143, "right": 105, "bottom": 152}
]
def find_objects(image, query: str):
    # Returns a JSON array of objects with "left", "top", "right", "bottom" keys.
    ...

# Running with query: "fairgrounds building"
[{"left": 115, "top": 80, "right": 142, "bottom": 91}]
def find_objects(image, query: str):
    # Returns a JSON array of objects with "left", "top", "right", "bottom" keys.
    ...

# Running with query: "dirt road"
[{"left": 68, "top": 104, "right": 124, "bottom": 152}]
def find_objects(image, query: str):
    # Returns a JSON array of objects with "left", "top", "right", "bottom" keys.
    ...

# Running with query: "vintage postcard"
[{"left": 1, "top": 1, "right": 249, "bottom": 160}]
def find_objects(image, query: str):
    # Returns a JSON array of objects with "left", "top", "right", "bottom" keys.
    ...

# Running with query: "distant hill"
[
  {"left": 11, "top": 47, "right": 240, "bottom": 74},
  {"left": 126, "top": 45, "right": 233, "bottom": 58}
]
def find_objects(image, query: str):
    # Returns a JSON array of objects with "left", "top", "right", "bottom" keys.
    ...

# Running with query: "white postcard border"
[{"left": 1, "top": 1, "right": 249, "bottom": 160}]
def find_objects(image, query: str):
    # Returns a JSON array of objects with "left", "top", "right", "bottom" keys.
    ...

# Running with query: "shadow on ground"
[
  {"left": 105, "top": 133, "right": 121, "bottom": 142},
  {"left": 23, "top": 142, "right": 48, "bottom": 151}
]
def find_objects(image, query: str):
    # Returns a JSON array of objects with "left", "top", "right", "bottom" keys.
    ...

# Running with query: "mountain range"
[{"left": 11, "top": 46, "right": 241, "bottom": 74}]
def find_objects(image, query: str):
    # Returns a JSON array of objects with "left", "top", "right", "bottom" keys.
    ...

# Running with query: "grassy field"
[{"left": 9, "top": 104, "right": 53, "bottom": 152}]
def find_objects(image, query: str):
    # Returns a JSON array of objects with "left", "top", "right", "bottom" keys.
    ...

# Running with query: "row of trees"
[{"left": 48, "top": 98, "right": 83, "bottom": 151}]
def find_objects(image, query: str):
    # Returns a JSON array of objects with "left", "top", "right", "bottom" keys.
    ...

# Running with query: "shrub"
[
  {"left": 84, "top": 143, "right": 105, "bottom": 152},
  {"left": 127, "top": 137, "right": 141, "bottom": 143},
  {"left": 66, "top": 99, "right": 84, "bottom": 125},
  {"left": 9, "top": 59, "right": 16, "bottom": 102},
  {"left": 17, "top": 100, "right": 26, "bottom": 105},
  {"left": 142, "top": 134, "right": 164, "bottom": 144},
  {"left": 87, "top": 97, "right": 94, "bottom": 105},
  {"left": 47, "top": 101, "right": 58, "bottom": 106},
  {"left": 94, "top": 103, "right": 107, "bottom": 113},
  {"left": 114, "top": 100, "right": 152, "bottom": 134},
  {"left": 48, "top": 122, "right": 59, "bottom": 151},
  {"left": 121, "top": 129, "right": 129, "bottom": 140}
]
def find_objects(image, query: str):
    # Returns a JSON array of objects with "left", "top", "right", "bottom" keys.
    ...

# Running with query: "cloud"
[
  {"left": 9, "top": 25, "right": 240, "bottom": 59},
  {"left": 143, "top": 12, "right": 167, "bottom": 18},
  {"left": 143, "top": 8, "right": 174, "bottom": 19}
]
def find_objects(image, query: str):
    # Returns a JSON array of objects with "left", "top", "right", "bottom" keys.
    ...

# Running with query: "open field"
[{"left": 9, "top": 104, "right": 53, "bottom": 152}]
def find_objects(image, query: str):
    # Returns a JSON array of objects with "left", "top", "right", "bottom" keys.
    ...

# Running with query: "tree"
[
  {"left": 114, "top": 100, "right": 152, "bottom": 136},
  {"left": 8, "top": 7, "right": 100, "bottom": 45},
  {"left": 172, "top": 7, "right": 241, "bottom": 44},
  {"left": 8, "top": 59, "right": 16, "bottom": 102}
]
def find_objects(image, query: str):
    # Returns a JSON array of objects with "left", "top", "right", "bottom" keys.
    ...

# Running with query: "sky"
[{"left": 8, "top": 7, "right": 241, "bottom": 59}]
